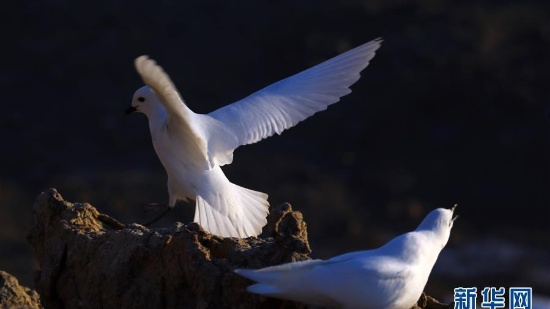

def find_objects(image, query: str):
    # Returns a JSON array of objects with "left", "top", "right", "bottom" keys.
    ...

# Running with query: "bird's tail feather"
[
  {"left": 235, "top": 269, "right": 291, "bottom": 296},
  {"left": 247, "top": 283, "right": 285, "bottom": 295},
  {"left": 194, "top": 183, "right": 269, "bottom": 238},
  {"left": 235, "top": 267, "right": 331, "bottom": 305},
  {"left": 234, "top": 260, "right": 323, "bottom": 288},
  {"left": 234, "top": 268, "right": 280, "bottom": 284}
]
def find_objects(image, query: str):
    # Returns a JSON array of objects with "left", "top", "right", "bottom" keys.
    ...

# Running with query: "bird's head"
[
  {"left": 126, "top": 86, "right": 164, "bottom": 117},
  {"left": 416, "top": 204, "right": 458, "bottom": 247}
]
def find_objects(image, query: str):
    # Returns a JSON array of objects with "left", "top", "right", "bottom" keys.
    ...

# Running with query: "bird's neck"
[{"left": 392, "top": 231, "right": 444, "bottom": 265}]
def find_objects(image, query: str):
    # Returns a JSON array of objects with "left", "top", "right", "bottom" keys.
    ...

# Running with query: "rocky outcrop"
[
  {"left": 0, "top": 270, "right": 42, "bottom": 309},
  {"left": 413, "top": 293, "right": 453, "bottom": 309},
  {"left": 26, "top": 188, "right": 452, "bottom": 308},
  {"left": 27, "top": 188, "right": 310, "bottom": 309}
]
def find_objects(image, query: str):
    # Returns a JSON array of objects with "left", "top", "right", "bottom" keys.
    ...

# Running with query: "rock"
[
  {"left": 27, "top": 188, "right": 452, "bottom": 309},
  {"left": 413, "top": 293, "right": 453, "bottom": 309},
  {"left": 27, "top": 188, "right": 310, "bottom": 309},
  {"left": 0, "top": 270, "right": 42, "bottom": 309}
]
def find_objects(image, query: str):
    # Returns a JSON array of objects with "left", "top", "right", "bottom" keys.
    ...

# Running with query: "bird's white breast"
[{"left": 149, "top": 118, "right": 209, "bottom": 199}]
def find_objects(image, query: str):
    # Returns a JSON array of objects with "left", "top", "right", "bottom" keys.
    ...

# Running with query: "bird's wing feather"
[
  {"left": 135, "top": 56, "right": 237, "bottom": 168},
  {"left": 235, "top": 259, "right": 325, "bottom": 282},
  {"left": 235, "top": 252, "right": 408, "bottom": 285},
  {"left": 235, "top": 260, "right": 340, "bottom": 306},
  {"left": 208, "top": 38, "right": 382, "bottom": 147},
  {"left": 235, "top": 253, "right": 409, "bottom": 307},
  {"left": 311, "top": 256, "right": 410, "bottom": 308},
  {"left": 134, "top": 56, "right": 194, "bottom": 121}
]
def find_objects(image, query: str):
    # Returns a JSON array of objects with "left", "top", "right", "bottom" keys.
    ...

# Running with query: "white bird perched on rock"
[
  {"left": 126, "top": 38, "right": 382, "bottom": 238},
  {"left": 235, "top": 205, "right": 458, "bottom": 308}
]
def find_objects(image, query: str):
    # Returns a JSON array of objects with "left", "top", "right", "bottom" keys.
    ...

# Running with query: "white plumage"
[
  {"left": 235, "top": 206, "right": 458, "bottom": 308},
  {"left": 128, "top": 38, "right": 382, "bottom": 238}
]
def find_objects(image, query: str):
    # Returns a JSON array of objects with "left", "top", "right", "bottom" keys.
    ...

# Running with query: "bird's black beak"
[
  {"left": 125, "top": 106, "right": 137, "bottom": 114},
  {"left": 451, "top": 204, "right": 459, "bottom": 225}
]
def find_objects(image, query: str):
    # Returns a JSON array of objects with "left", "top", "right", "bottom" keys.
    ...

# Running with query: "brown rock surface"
[
  {"left": 0, "top": 270, "right": 42, "bottom": 309},
  {"left": 413, "top": 293, "right": 453, "bottom": 309},
  {"left": 26, "top": 188, "right": 452, "bottom": 309}
]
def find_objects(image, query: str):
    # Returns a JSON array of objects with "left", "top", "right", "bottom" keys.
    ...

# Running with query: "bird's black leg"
[
  {"left": 142, "top": 201, "right": 169, "bottom": 212},
  {"left": 141, "top": 201, "right": 172, "bottom": 226},
  {"left": 143, "top": 208, "right": 172, "bottom": 226}
]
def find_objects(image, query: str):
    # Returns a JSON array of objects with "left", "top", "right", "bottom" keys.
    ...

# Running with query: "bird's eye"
[{"left": 137, "top": 97, "right": 145, "bottom": 102}]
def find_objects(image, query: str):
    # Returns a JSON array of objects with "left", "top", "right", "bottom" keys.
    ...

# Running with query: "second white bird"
[
  {"left": 127, "top": 38, "right": 382, "bottom": 238},
  {"left": 236, "top": 206, "right": 458, "bottom": 309}
]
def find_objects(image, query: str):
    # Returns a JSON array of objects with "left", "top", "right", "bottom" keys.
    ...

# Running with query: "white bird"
[
  {"left": 235, "top": 205, "right": 458, "bottom": 309},
  {"left": 127, "top": 38, "right": 382, "bottom": 238}
]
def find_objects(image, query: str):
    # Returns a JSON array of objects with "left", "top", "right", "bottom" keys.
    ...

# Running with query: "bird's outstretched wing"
[
  {"left": 208, "top": 38, "right": 382, "bottom": 147},
  {"left": 135, "top": 56, "right": 193, "bottom": 121},
  {"left": 135, "top": 56, "right": 239, "bottom": 168}
]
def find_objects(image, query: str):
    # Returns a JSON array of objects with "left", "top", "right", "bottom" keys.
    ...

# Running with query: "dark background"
[{"left": 1, "top": 0, "right": 549, "bottom": 303}]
